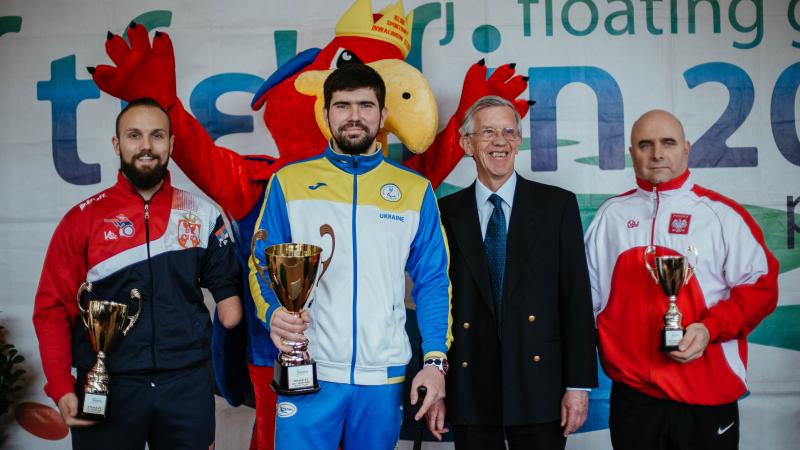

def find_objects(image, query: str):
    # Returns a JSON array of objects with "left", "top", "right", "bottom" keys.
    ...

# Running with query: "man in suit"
[{"left": 426, "top": 96, "right": 597, "bottom": 449}]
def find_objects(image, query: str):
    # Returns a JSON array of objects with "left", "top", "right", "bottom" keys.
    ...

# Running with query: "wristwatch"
[{"left": 424, "top": 357, "right": 449, "bottom": 376}]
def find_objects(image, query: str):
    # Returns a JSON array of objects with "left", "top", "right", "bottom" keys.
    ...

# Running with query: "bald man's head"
[{"left": 629, "top": 109, "right": 691, "bottom": 185}]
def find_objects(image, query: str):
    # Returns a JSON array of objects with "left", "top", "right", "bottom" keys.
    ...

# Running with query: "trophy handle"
[
  {"left": 250, "top": 229, "right": 270, "bottom": 285},
  {"left": 122, "top": 289, "right": 143, "bottom": 336},
  {"left": 684, "top": 264, "right": 695, "bottom": 285},
  {"left": 317, "top": 224, "right": 335, "bottom": 286},
  {"left": 76, "top": 281, "right": 92, "bottom": 329},
  {"left": 643, "top": 246, "right": 659, "bottom": 284},
  {"left": 685, "top": 245, "right": 697, "bottom": 285}
]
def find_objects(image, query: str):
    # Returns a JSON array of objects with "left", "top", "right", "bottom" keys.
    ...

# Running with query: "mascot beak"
[{"left": 295, "top": 59, "right": 438, "bottom": 154}]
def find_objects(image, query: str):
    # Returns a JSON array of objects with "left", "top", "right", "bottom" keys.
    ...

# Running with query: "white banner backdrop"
[{"left": 0, "top": 0, "right": 798, "bottom": 448}]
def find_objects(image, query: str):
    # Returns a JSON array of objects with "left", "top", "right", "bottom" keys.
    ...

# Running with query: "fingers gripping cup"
[{"left": 250, "top": 225, "right": 335, "bottom": 395}]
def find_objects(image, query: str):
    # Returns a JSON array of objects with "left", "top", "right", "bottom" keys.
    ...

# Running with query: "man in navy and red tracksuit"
[
  {"left": 584, "top": 110, "right": 779, "bottom": 450},
  {"left": 33, "top": 98, "right": 242, "bottom": 449}
]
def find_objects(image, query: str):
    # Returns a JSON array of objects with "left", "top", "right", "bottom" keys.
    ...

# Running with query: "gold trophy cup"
[
  {"left": 251, "top": 224, "right": 335, "bottom": 395},
  {"left": 644, "top": 247, "right": 695, "bottom": 352},
  {"left": 75, "top": 282, "right": 141, "bottom": 420}
]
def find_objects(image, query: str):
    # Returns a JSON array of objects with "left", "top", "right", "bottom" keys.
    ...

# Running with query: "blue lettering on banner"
[
  {"left": 528, "top": 66, "right": 625, "bottom": 171},
  {"left": 771, "top": 63, "right": 800, "bottom": 167},
  {"left": 36, "top": 55, "right": 101, "bottom": 185},
  {"left": 189, "top": 73, "right": 265, "bottom": 141},
  {"left": 683, "top": 62, "right": 757, "bottom": 168}
]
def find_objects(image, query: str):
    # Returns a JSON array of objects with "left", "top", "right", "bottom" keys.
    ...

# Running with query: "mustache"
[
  {"left": 337, "top": 121, "right": 368, "bottom": 133},
  {"left": 132, "top": 150, "right": 162, "bottom": 162}
]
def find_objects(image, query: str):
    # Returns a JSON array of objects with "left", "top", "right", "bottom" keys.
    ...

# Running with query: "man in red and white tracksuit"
[
  {"left": 33, "top": 98, "right": 242, "bottom": 450},
  {"left": 584, "top": 110, "right": 779, "bottom": 450}
]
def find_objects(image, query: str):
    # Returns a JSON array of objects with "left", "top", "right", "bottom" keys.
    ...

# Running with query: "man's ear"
[
  {"left": 168, "top": 134, "right": 175, "bottom": 159},
  {"left": 460, "top": 136, "right": 472, "bottom": 156},
  {"left": 112, "top": 136, "right": 120, "bottom": 156},
  {"left": 380, "top": 106, "right": 388, "bottom": 129},
  {"left": 685, "top": 140, "right": 691, "bottom": 155}
]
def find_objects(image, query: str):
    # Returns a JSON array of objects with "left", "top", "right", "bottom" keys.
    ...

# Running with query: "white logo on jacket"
[{"left": 380, "top": 183, "right": 402, "bottom": 202}]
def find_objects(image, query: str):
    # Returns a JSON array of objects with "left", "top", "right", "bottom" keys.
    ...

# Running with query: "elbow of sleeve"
[{"left": 219, "top": 308, "right": 242, "bottom": 330}]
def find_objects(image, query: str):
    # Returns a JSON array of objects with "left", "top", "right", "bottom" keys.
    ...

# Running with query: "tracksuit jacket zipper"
[
  {"left": 349, "top": 157, "right": 359, "bottom": 384},
  {"left": 143, "top": 202, "right": 157, "bottom": 371}
]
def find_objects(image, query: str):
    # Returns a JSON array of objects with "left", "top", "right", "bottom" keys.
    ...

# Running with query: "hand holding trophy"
[
  {"left": 75, "top": 282, "right": 142, "bottom": 420},
  {"left": 644, "top": 246, "right": 695, "bottom": 352},
  {"left": 251, "top": 224, "right": 335, "bottom": 395}
]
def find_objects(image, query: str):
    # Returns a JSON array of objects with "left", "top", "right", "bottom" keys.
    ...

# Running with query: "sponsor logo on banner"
[
  {"left": 669, "top": 213, "right": 691, "bottom": 234},
  {"left": 380, "top": 183, "right": 402, "bottom": 202},
  {"left": 177, "top": 213, "right": 202, "bottom": 248},
  {"left": 276, "top": 402, "right": 297, "bottom": 418}
]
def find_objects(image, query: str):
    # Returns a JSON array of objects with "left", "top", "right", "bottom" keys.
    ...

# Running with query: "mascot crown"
[{"left": 335, "top": 0, "right": 414, "bottom": 57}]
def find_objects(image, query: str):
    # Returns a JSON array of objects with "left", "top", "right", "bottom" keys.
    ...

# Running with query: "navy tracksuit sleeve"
[{"left": 200, "top": 215, "right": 241, "bottom": 302}]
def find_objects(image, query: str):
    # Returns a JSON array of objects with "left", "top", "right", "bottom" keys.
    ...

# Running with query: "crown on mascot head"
[{"left": 335, "top": 0, "right": 414, "bottom": 57}]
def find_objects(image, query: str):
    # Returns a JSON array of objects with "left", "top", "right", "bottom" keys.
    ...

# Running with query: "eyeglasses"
[{"left": 467, "top": 127, "right": 522, "bottom": 142}]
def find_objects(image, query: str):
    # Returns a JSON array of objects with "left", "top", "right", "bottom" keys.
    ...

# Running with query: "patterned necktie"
[{"left": 484, "top": 193, "right": 507, "bottom": 328}]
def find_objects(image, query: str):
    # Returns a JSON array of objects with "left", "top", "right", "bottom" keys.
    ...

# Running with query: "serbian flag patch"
[{"left": 669, "top": 213, "right": 691, "bottom": 234}]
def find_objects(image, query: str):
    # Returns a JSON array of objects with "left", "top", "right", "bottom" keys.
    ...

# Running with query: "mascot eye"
[{"left": 332, "top": 48, "right": 363, "bottom": 69}]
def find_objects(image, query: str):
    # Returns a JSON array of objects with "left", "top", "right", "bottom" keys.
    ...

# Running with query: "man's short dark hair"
[
  {"left": 115, "top": 98, "right": 171, "bottom": 137},
  {"left": 323, "top": 64, "right": 386, "bottom": 110}
]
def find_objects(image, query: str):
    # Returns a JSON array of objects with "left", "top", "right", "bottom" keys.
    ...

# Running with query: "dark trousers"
[
  {"left": 453, "top": 421, "right": 566, "bottom": 450},
  {"left": 610, "top": 381, "right": 739, "bottom": 450},
  {"left": 72, "top": 364, "right": 215, "bottom": 450}
]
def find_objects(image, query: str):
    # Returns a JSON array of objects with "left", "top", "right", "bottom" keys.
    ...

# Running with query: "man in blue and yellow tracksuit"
[{"left": 250, "top": 64, "right": 452, "bottom": 450}]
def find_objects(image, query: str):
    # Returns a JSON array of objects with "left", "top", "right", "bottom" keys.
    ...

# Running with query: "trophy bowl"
[{"left": 250, "top": 225, "right": 334, "bottom": 395}]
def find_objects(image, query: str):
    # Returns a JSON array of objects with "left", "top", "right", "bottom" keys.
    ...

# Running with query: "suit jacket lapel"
[
  {"left": 503, "top": 179, "right": 544, "bottom": 305},
  {"left": 450, "top": 183, "right": 496, "bottom": 316}
]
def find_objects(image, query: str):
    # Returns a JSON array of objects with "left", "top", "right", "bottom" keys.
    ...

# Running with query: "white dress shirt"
[{"left": 475, "top": 173, "right": 516, "bottom": 240}]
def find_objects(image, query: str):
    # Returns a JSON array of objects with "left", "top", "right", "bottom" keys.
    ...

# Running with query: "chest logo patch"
[
  {"left": 104, "top": 214, "right": 135, "bottom": 238},
  {"left": 669, "top": 213, "right": 691, "bottom": 234},
  {"left": 627, "top": 219, "right": 639, "bottom": 229},
  {"left": 380, "top": 183, "right": 402, "bottom": 202},
  {"left": 177, "top": 213, "right": 202, "bottom": 248}
]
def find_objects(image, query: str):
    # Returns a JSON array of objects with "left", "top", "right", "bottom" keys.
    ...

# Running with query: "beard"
[
  {"left": 120, "top": 151, "right": 169, "bottom": 191},
  {"left": 331, "top": 120, "right": 379, "bottom": 155}
]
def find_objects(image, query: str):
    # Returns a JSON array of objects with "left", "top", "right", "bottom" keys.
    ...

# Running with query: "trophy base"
[
  {"left": 76, "top": 392, "right": 108, "bottom": 421},
  {"left": 271, "top": 361, "right": 320, "bottom": 396},
  {"left": 661, "top": 328, "right": 685, "bottom": 352}
]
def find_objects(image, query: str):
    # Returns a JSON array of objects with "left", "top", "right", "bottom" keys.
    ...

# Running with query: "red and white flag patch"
[{"left": 668, "top": 213, "right": 691, "bottom": 234}]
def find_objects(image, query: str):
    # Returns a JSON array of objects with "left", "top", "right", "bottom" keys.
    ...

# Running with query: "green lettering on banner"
[
  {"left": 407, "top": 2, "right": 445, "bottom": 71},
  {"left": 791, "top": 0, "right": 800, "bottom": 48},
  {"left": 670, "top": 0, "right": 679, "bottom": 33},
  {"left": 0, "top": 16, "right": 22, "bottom": 38},
  {"left": 519, "top": 0, "right": 534, "bottom": 36},
  {"left": 642, "top": 0, "right": 664, "bottom": 35},
  {"left": 123, "top": 10, "right": 172, "bottom": 40},
  {"left": 688, "top": 0, "right": 721, "bottom": 34},
  {"left": 729, "top": 0, "right": 763, "bottom": 49},
  {"left": 562, "top": 0, "right": 599, "bottom": 36},
  {"left": 473, "top": 24, "right": 502, "bottom": 53},
  {"left": 274, "top": 30, "right": 297, "bottom": 67},
  {"left": 606, "top": 0, "right": 635, "bottom": 35},
  {"left": 519, "top": 0, "right": 556, "bottom": 37}
]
